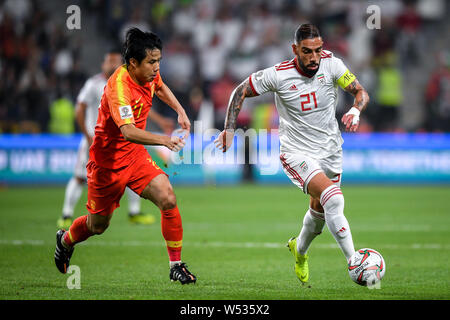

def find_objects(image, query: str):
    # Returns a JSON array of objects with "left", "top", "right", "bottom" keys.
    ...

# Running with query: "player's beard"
[{"left": 298, "top": 58, "right": 320, "bottom": 77}]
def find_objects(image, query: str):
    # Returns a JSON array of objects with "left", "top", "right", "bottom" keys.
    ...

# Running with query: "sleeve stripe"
[
  {"left": 248, "top": 75, "right": 259, "bottom": 96},
  {"left": 116, "top": 67, "right": 127, "bottom": 106}
]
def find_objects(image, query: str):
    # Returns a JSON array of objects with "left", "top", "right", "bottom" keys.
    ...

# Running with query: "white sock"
[
  {"left": 297, "top": 208, "right": 325, "bottom": 255},
  {"left": 126, "top": 187, "right": 141, "bottom": 215},
  {"left": 62, "top": 177, "right": 83, "bottom": 218},
  {"left": 320, "top": 185, "right": 355, "bottom": 261}
]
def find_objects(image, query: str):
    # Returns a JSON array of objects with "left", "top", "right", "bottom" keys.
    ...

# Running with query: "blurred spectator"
[
  {"left": 0, "top": 0, "right": 448, "bottom": 133},
  {"left": 17, "top": 58, "right": 49, "bottom": 132},
  {"left": 119, "top": 6, "right": 151, "bottom": 43},
  {"left": 199, "top": 33, "right": 228, "bottom": 98},
  {"left": 48, "top": 91, "right": 75, "bottom": 134},
  {"left": 209, "top": 72, "right": 242, "bottom": 130},
  {"left": 396, "top": 0, "right": 423, "bottom": 68},
  {"left": 424, "top": 51, "right": 450, "bottom": 132},
  {"left": 187, "top": 86, "right": 214, "bottom": 130},
  {"left": 373, "top": 52, "right": 404, "bottom": 131},
  {"left": 2, "top": 0, "right": 32, "bottom": 35},
  {"left": 161, "top": 34, "right": 196, "bottom": 92},
  {"left": 104, "top": 0, "right": 130, "bottom": 40}
]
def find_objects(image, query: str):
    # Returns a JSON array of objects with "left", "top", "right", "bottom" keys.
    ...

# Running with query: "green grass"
[{"left": 0, "top": 184, "right": 449, "bottom": 300}]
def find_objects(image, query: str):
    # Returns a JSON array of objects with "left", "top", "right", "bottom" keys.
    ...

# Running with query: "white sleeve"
[
  {"left": 76, "top": 79, "right": 94, "bottom": 104},
  {"left": 329, "top": 56, "right": 357, "bottom": 89},
  {"left": 330, "top": 56, "right": 349, "bottom": 83},
  {"left": 248, "top": 66, "right": 278, "bottom": 95}
]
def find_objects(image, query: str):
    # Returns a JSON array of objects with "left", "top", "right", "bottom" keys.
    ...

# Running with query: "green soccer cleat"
[
  {"left": 128, "top": 212, "right": 156, "bottom": 225},
  {"left": 57, "top": 217, "right": 73, "bottom": 230},
  {"left": 287, "top": 237, "right": 309, "bottom": 283}
]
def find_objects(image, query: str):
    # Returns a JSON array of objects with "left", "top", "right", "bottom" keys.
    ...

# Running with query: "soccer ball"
[{"left": 348, "top": 248, "right": 386, "bottom": 286}]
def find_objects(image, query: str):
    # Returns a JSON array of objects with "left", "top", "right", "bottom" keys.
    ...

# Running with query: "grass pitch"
[{"left": 0, "top": 184, "right": 449, "bottom": 300}]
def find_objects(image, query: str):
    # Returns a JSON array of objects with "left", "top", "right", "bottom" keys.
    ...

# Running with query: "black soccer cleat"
[
  {"left": 170, "top": 262, "right": 197, "bottom": 285},
  {"left": 54, "top": 229, "right": 74, "bottom": 274}
]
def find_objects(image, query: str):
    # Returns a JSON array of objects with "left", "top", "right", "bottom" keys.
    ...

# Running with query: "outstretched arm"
[
  {"left": 155, "top": 83, "right": 191, "bottom": 138},
  {"left": 341, "top": 79, "right": 370, "bottom": 132},
  {"left": 120, "top": 123, "right": 185, "bottom": 152},
  {"left": 215, "top": 78, "right": 258, "bottom": 152}
]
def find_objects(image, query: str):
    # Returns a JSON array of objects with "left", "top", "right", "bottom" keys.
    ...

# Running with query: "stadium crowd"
[{"left": 0, "top": 0, "right": 449, "bottom": 134}]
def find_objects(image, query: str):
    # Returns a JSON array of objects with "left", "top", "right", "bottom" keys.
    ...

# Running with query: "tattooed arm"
[
  {"left": 224, "top": 79, "right": 258, "bottom": 130},
  {"left": 341, "top": 79, "right": 370, "bottom": 132},
  {"left": 215, "top": 78, "right": 258, "bottom": 152}
]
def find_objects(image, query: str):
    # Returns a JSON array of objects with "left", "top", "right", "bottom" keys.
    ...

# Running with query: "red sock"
[
  {"left": 63, "top": 215, "right": 93, "bottom": 247},
  {"left": 161, "top": 206, "right": 183, "bottom": 262}
]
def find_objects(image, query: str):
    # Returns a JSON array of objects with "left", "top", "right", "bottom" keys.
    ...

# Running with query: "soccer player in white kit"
[
  {"left": 57, "top": 49, "right": 174, "bottom": 229},
  {"left": 215, "top": 24, "right": 370, "bottom": 283}
]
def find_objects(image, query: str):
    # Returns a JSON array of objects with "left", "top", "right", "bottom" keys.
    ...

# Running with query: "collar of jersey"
[
  {"left": 122, "top": 65, "right": 153, "bottom": 90},
  {"left": 294, "top": 57, "right": 314, "bottom": 79}
]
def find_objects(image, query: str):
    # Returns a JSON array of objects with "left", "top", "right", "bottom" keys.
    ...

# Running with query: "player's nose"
[{"left": 153, "top": 62, "right": 160, "bottom": 72}]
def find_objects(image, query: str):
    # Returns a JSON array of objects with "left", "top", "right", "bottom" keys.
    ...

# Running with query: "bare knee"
[
  {"left": 159, "top": 191, "right": 177, "bottom": 211},
  {"left": 89, "top": 221, "right": 109, "bottom": 235},
  {"left": 87, "top": 215, "right": 110, "bottom": 235},
  {"left": 310, "top": 197, "right": 324, "bottom": 213}
]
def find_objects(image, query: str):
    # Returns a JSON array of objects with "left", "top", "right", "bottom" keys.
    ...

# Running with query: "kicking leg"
[{"left": 55, "top": 213, "right": 112, "bottom": 274}]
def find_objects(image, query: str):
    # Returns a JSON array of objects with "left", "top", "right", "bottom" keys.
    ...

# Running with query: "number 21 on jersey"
[{"left": 300, "top": 92, "right": 318, "bottom": 111}]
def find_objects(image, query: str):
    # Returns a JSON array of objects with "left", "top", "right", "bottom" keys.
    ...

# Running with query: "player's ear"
[
  {"left": 129, "top": 57, "right": 138, "bottom": 69},
  {"left": 292, "top": 43, "right": 299, "bottom": 56}
]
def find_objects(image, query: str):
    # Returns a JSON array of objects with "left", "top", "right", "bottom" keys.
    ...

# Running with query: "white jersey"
[
  {"left": 249, "top": 50, "right": 355, "bottom": 159},
  {"left": 76, "top": 73, "right": 107, "bottom": 136}
]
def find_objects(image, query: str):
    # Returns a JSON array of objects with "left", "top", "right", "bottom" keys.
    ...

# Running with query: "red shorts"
[{"left": 86, "top": 152, "right": 167, "bottom": 216}]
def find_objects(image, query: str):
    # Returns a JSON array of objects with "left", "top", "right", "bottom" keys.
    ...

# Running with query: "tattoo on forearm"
[
  {"left": 224, "top": 79, "right": 256, "bottom": 130},
  {"left": 345, "top": 79, "right": 370, "bottom": 111}
]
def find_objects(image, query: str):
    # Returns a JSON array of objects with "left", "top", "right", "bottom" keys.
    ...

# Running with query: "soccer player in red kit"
[{"left": 54, "top": 28, "right": 196, "bottom": 284}]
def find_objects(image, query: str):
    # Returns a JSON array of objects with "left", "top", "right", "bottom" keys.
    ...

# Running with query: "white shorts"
[
  {"left": 279, "top": 150, "right": 342, "bottom": 194},
  {"left": 73, "top": 137, "right": 89, "bottom": 179}
]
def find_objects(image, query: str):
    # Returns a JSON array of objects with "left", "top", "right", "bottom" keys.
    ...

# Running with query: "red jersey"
[{"left": 89, "top": 65, "right": 164, "bottom": 169}]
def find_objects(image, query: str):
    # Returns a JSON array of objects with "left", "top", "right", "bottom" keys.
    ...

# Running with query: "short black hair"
[
  {"left": 123, "top": 28, "right": 162, "bottom": 65},
  {"left": 294, "top": 24, "right": 321, "bottom": 44}
]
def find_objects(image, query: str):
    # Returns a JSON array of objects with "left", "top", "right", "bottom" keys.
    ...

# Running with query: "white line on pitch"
[{"left": 0, "top": 239, "right": 449, "bottom": 250}]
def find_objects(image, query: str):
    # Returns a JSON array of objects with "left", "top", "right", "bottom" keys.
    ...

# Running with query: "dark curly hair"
[{"left": 123, "top": 28, "right": 162, "bottom": 65}]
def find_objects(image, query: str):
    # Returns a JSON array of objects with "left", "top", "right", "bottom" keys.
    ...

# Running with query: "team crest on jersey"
[{"left": 317, "top": 73, "right": 325, "bottom": 85}]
